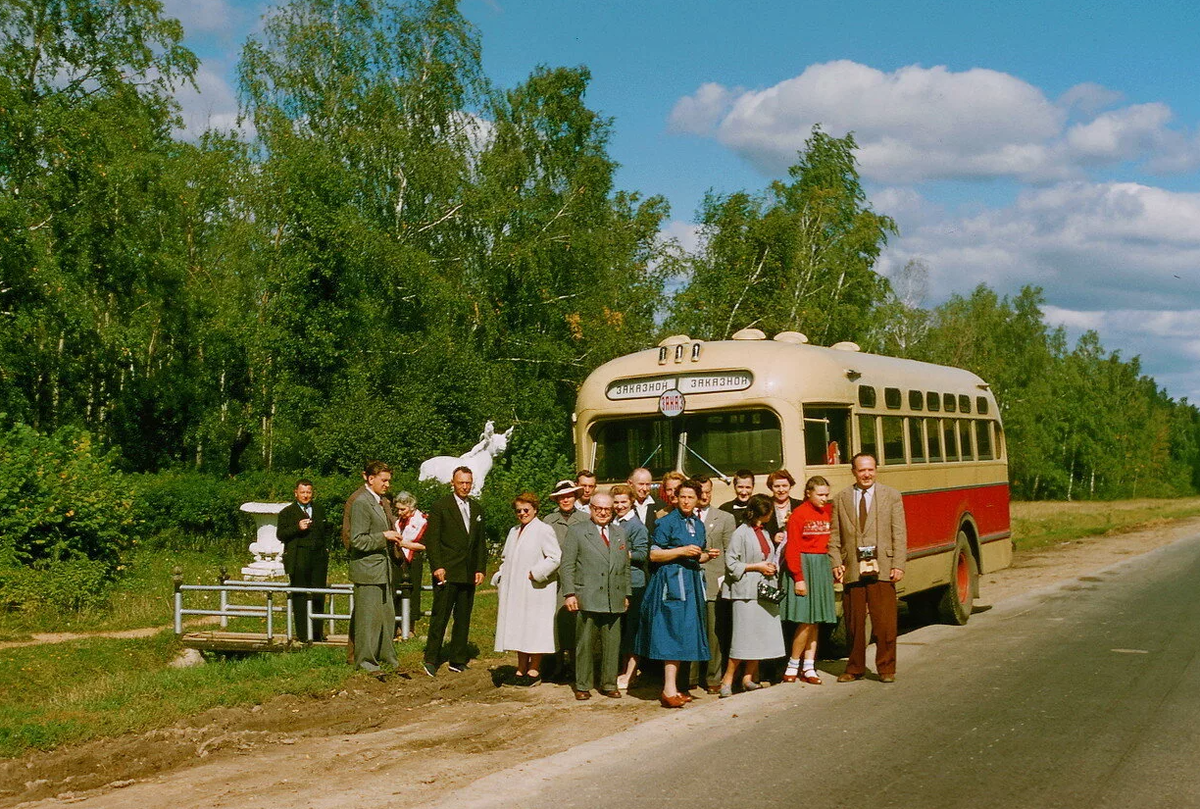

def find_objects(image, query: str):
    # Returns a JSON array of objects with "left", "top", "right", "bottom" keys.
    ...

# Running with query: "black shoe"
[
  {"left": 448, "top": 662, "right": 468, "bottom": 673},
  {"left": 422, "top": 662, "right": 437, "bottom": 677}
]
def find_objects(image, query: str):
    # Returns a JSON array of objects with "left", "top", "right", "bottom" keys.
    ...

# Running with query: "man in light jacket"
[{"left": 829, "top": 453, "right": 907, "bottom": 683}]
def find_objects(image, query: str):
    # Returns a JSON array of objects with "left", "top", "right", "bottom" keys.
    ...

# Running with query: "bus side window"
[
  {"left": 882, "top": 416, "right": 904, "bottom": 465},
  {"left": 942, "top": 419, "right": 959, "bottom": 462},
  {"left": 858, "top": 414, "right": 878, "bottom": 460},
  {"left": 994, "top": 422, "right": 1005, "bottom": 459},
  {"left": 927, "top": 417, "right": 943, "bottom": 462},
  {"left": 908, "top": 418, "right": 926, "bottom": 463},
  {"left": 803, "top": 405, "right": 851, "bottom": 466},
  {"left": 958, "top": 419, "right": 975, "bottom": 461},
  {"left": 976, "top": 420, "right": 994, "bottom": 460}
]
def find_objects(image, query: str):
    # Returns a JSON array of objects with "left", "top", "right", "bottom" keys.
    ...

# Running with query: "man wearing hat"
[{"left": 544, "top": 479, "right": 589, "bottom": 682}]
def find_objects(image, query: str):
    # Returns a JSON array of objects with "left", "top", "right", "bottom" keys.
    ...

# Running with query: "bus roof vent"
[
  {"left": 773, "top": 331, "right": 808, "bottom": 344},
  {"left": 830, "top": 341, "right": 861, "bottom": 352},
  {"left": 657, "top": 334, "right": 692, "bottom": 347},
  {"left": 731, "top": 328, "right": 767, "bottom": 341}
]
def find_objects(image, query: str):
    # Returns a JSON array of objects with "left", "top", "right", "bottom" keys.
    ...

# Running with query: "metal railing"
[{"left": 172, "top": 567, "right": 428, "bottom": 643}]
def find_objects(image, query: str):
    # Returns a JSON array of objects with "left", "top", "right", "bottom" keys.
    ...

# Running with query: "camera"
[{"left": 857, "top": 545, "right": 880, "bottom": 578}]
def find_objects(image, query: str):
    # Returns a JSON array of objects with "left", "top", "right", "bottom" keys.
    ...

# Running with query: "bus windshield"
[{"left": 591, "top": 408, "right": 783, "bottom": 481}]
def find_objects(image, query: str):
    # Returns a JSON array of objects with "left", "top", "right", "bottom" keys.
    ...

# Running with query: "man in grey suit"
[
  {"left": 560, "top": 492, "right": 631, "bottom": 700},
  {"left": 349, "top": 461, "right": 418, "bottom": 672},
  {"left": 830, "top": 453, "right": 907, "bottom": 683},
  {"left": 689, "top": 474, "right": 737, "bottom": 693}
]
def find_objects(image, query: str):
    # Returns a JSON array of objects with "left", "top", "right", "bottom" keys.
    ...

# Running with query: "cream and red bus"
[{"left": 573, "top": 328, "right": 1011, "bottom": 624}]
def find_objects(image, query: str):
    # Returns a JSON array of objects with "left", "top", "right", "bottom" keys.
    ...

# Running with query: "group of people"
[
  {"left": 275, "top": 452, "right": 907, "bottom": 707},
  {"left": 490, "top": 454, "right": 908, "bottom": 708}
]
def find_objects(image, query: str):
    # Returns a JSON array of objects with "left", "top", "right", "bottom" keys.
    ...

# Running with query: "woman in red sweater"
[{"left": 780, "top": 475, "right": 836, "bottom": 684}]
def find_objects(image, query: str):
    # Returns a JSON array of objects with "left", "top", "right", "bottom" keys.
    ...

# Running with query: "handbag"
[{"left": 757, "top": 578, "right": 784, "bottom": 604}]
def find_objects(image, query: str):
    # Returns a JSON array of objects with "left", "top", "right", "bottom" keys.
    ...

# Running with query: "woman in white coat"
[{"left": 494, "top": 492, "right": 562, "bottom": 686}]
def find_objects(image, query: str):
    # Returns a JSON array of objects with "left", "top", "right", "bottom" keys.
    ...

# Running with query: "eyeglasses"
[
  {"left": 590, "top": 506, "right": 613, "bottom": 513},
  {"left": 514, "top": 507, "right": 533, "bottom": 514}
]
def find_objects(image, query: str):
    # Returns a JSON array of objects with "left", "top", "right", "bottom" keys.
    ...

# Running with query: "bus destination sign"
[{"left": 606, "top": 371, "right": 753, "bottom": 401}]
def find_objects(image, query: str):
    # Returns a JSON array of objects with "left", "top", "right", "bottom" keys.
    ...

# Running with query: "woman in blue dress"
[{"left": 636, "top": 479, "right": 716, "bottom": 708}]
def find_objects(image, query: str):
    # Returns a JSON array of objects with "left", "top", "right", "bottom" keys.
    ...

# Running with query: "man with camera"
[{"left": 829, "top": 453, "right": 907, "bottom": 683}]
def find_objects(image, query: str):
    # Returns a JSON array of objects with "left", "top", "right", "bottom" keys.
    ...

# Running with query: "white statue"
[{"left": 419, "top": 420, "right": 514, "bottom": 496}]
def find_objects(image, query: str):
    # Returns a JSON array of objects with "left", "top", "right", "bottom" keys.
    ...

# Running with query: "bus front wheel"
[{"left": 937, "top": 532, "right": 978, "bottom": 626}]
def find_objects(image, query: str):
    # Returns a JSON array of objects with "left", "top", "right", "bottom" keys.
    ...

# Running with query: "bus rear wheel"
[{"left": 937, "top": 531, "right": 977, "bottom": 625}]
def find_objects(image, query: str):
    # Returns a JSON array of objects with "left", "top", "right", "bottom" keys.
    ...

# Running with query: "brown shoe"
[
  {"left": 836, "top": 672, "right": 863, "bottom": 683},
  {"left": 599, "top": 689, "right": 622, "bottom": 698},
  {"left": 681, "top": 691, "right": 695, "bottom": 703},
  {"left": 802, "top": 673, "right": 823, "bottom": 685},
  {"left": 705, "top": 685, "right": 723, "bottom": 695},
  {"left": 574, "top": 690, "right": 591, "bottom": 700},
  {"left": 659, "top": 693, "right": 687, "bottom": 708},
  {"left": 781, "top": 674, "right": 798, "bottom": 683},
  {"left": 879, "top": 675, "right": 896, "bottom": 683}
]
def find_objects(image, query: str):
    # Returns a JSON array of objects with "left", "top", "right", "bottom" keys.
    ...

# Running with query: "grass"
[
  {"left": 0, "top": 631, "right": 351, "bottom": 758},
  {"left": 5, "top": 496, "right": 1200, "bottom": 761},
  {"left": 0, "top": 588, "right": 503, "bottom": 760},
  {"left": 1010, "top": 496, "right": 1200, "bottom": 552}
]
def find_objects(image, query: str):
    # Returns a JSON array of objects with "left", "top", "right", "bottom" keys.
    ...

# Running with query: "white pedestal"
[{"left": 240, "top": 502, "right": 289, "bottom": 580}]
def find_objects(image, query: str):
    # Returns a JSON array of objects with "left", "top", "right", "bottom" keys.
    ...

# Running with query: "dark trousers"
[
  {"left": 287, "top": 552, "right": 328, "bottom": 642},
  {"left": 576, "top": 611, "right": 623, "bottom": 692},
  {"left": 686, "top": 598, "right": 732, "bottom": 688},
  {"left": 424, "top": 581, "right": 475, "bottom": 667},
  {"left": 844, "top": 579, "right": 898, "bottom": 677}
]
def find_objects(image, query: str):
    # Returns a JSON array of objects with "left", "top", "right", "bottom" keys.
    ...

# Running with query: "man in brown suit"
[{"left": 829, "top": 453, "right": 907, "bottom": 683}]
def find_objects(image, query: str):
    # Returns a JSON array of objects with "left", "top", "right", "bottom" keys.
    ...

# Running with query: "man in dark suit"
[
  {"left": 423, "top": 466, "right": 487, "bottom": 676},
  {"left": 627, "top": 467, "right": 659, "bottom": 541},
  {"left": 560, "top": 492, "right": 631, "bottom": 700},
  {"left": 830, "top": 452, "right": 908, "bottom": 683},
  {"left": 277, "top": 479, "right": 330, "bottom": 643}
]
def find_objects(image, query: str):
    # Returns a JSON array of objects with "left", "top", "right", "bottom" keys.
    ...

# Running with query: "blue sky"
[{"left": 167, "top": 0, "right": 1200, "bottom": 402}]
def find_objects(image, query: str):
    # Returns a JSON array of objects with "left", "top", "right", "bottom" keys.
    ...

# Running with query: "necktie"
[
  {"left": 459, "top": 499, "right": 470, "bottom": 530},
  {"left": 600, "top": 526, "right": 609, "bottom": 547},
  {"left": 858, "top": 488, "right": 868, "bottom": 533}
]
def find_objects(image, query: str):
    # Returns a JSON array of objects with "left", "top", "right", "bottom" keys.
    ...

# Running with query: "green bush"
[{"left": 0, "top": 422, "right": 138, "bottom": 611}]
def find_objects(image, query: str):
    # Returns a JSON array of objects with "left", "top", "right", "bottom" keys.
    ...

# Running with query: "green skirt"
[{"left": 779, "top": 552, "right": 836, "bottom": 624}]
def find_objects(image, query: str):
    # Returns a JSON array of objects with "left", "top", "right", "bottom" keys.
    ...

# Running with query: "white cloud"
[
  {"left": 670, "top": 61, "right": 1200, "bottom": 184},
  {"left": 874, "top": 182, "right": 1200, "bottom": 401},
  {"left": 162, "top": 0, "right": 238, "bottom": 37},
  {"left": 172, "top": 65, "right": 253, "bottom": 140}
]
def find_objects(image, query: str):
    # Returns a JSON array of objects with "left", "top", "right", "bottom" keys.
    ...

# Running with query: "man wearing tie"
[
  {"left": 829, "top": 453, "right": 907, "bottom": 683},
  {"left": 423, "top": 466, "right": 487, "bottom": 676},
  {"left": 277, "top": 479, "right": 330, "bottom": 643},
  {"left": 349, "top": 461, "right": 407, "bottom": 672},
  {"left": 691, "top": 475, "right": 736, "bottom": 693},
  {"left": 560, "top": 492, "right": 631, "bottom": 700}
]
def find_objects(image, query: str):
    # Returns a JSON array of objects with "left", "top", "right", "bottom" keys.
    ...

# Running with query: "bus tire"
[{"left": 937, "top": 531, "right": 977, "bottom": 625}]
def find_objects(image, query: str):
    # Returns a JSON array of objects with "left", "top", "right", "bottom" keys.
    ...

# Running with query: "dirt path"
[
  {"left": 3, "top": 517, "right": 1199, "bottom": 809},
  {"left": 0, "top": 618, "right": 221, "bottom": 652}
]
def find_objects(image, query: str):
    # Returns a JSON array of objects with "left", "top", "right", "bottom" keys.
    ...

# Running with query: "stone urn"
[{"left": 240, "top": 502, "right": 289, "bottom": 580}]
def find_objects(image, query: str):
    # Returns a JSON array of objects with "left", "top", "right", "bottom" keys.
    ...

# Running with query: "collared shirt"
[
  {"left": 854, "top": 484, "right": 875, "bottom": 515},
  {"left": 634, "top": 497, "right": 653, "bottom": 524},
  {"left": 454, "top": 495, "right": 471, "bottom": 530},
  {"left": 364, "top": 484, "right": 381, "bottom": 505},
  {"left": 577, "top": 501, "right": 591, "bottom": 514}
]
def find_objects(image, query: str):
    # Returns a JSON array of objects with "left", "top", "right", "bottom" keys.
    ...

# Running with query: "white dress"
[{"left": 494, "top": 518, "right": 562, "bottom": 653}]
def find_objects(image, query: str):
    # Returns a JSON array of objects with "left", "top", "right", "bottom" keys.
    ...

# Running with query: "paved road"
[{"left": 439, "top": 532, "right": 1200, "bottom": 809}]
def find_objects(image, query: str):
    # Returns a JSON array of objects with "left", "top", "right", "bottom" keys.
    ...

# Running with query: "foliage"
[
  {"left": 0, "top": 422, "right": 138, "bottom": 611},
  {"left": 666, "top": 127, "right": 895, "bottom": 344}
]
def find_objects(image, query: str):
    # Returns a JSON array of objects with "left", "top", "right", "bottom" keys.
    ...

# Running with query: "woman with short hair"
[
  {"left": 494, "top": 492, "right": 561, "bottom": 686},
  {"left": 636, "top": 479, "right": 714, "bottom": 708},
  {"left": 719, "top": 494, "right": 785, "bottom": 696}
]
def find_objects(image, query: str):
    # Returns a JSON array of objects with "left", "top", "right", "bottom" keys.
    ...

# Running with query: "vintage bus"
[{"left": 573, "top": 328, "right": 1012, "bottom": 624}]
